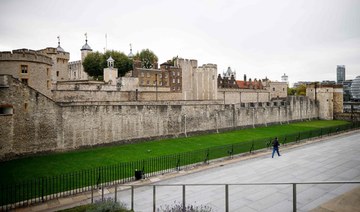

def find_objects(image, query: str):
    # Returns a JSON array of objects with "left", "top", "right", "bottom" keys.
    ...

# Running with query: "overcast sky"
[{"left": 0, "top": 0, "right": 359, "bottom": 85}]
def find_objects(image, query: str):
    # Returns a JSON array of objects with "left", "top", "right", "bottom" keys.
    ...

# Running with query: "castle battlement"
[
  {"left": 199, "top": 63, "right": 217, "bottom": 69},
  {"left": 176, "top": 58, "right": 198, "bottom": 68},
  {"left": 69, "top": 60, "right": 81, "bottom": 65},
  {"left": 307, "top": 84, "right": 343, "bottom": 89},
  {"left": 0, "top": 49, "right": 52, "bottom": 65},
  {"left": 37, "top": 47, "right": 70, "bottom": 60}
]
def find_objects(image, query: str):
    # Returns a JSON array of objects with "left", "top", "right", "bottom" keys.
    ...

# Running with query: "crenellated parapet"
[
  {"left": 0, "top": 49, "right": 52, "bottom": 65},
  {"left": 175, "top": 58, "right": 198, "bottom": 69},
  {"left": 198, "top": 63, "right": 217, "bottom": 69},
  {"left": 37, "top": 47, "right": 70, "bottom": 60}
]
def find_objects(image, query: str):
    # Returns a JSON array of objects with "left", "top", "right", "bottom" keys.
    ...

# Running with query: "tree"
[
  {"left": 82, "top": 51, "right": 104, "bottom": 78},
  {"left": 287, "top": 87, "right": 296, "bottom": 96},
  {"left": 83, "top": 50, "right": 133, "bottom": 79},
  {"left": 103, "top": 50, "right": 133, "bottom": 77},
  {"left": 296, "top": 84, "right": 307, "bottom": 96},
  {"left": 134, "top": 49, "right": 158, "bottom": 69}
]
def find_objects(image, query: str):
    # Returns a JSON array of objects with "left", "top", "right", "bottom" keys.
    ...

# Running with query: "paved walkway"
[{"left": 20, "top": 130, "right": 360, "bottom": 212}]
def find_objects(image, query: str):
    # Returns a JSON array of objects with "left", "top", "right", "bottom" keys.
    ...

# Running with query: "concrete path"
[{"left": 20, "top": 130, "right": 360, "bottom": 212}]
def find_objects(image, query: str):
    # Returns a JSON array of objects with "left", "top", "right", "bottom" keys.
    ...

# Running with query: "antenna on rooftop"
[{"left": 105, "top": 33, "right": 107, "bottom": 53}]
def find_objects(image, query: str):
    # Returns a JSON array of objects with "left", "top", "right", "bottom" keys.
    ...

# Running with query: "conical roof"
[
  {"left": 57, "top": 44, "right": 65, "bottom": 52},
  {"left": 107, "top": 56, "right": 114, "bottom": 62},
  {"left": 81, "top": 40, "right": 92, "bottom": 51},
  {"left": 56, "top": 36, "right": 65, "bottom": 52}
]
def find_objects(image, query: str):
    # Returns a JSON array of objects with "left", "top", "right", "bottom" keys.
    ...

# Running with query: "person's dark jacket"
[{"left": 273, "top": 139, "right": 279, "bottom": 148}]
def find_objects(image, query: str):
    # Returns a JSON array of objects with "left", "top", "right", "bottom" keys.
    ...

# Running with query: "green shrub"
[
  {"left": 60, "top": 198, "right": 131, "bottom": 212},
  {"left": 157, "top": 201, "right": 213, "bottom": 212}
]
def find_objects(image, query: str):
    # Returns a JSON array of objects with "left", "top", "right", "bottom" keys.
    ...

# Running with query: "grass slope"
[{"left": 0, "top": 120, "right": 349, "bottom": 184}]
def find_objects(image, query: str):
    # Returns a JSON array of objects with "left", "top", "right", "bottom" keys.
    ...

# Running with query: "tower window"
[
  {"left": 0, "top": 105, "right": 13, "bottom": 115},
  {"left": 21, "top": 78, "right": 28, "bottom": 85},
  {"left": 21, "top": 65, "right": 28, "bottom": 74}
]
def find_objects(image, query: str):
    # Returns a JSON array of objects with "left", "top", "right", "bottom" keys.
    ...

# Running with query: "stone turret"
[
  {"left": 81, "top": 33, "right": 92, "bottom": 61},
  {"left": 104, "top": 56, "right": 117, "bottom": 85},
  {"left": 306, "top": 84, "right": 343, "bottom": 120}
]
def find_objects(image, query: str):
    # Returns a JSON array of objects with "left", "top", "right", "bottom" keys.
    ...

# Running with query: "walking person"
[{"left": 272, "top": 137, "right": 281, "bottom": 158}]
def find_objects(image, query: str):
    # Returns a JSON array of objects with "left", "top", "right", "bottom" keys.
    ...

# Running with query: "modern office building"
[
  {"left": 351, "top": 76, "right": 360, "bottom": 101},
  {"left": 337, "top": 65, "right": 345, "bottom": 84}
]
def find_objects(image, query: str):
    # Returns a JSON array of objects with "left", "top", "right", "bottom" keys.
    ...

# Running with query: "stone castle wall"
[
  {"left": 0, "top": 75, "right": 318, "bottom": 160},
  {"left": 0, "top": 49, "right": 53, "bottom": 97},
  {"left": 176, "top": 58, "right": 198, "bottom": 100},
  {"left": 218, "top": 89, "right": 271, "bottom": 104},
  {"left": 37, "top": 47, "right": 70, "bottom": 82},
  {"left": 306, "top": 84, "right": 343, "bottom": 120},
  {"left": 0, "top": 49, "right": 53, "bottom": 65},
  {"left": 333, "top": 87, "right": 343, "bottom": 114},
  {"left": 267, "top": 82, "right": 288, "bottom": 99},
  {"left": 192, "top": 64, "right": 218, "bottom": 100},
  {"left": 0, "top": 75, "right": 60, "bottom": 159}
]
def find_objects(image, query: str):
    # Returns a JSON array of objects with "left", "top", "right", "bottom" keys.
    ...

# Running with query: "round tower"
[{"left": 81, "top": 33, "right": 92, "bottom": 61}]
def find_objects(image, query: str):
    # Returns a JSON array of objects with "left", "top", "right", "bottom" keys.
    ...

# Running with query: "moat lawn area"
[{"left": 0, "top": 120, "right": 350, "bottom": 184}]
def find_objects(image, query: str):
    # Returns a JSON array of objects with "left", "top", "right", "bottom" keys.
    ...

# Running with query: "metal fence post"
[
  {"left": 182, "top": 185, "right": 186, "bottom": 212},
  {"left": 101, "top": 186, "right": 104, "bottom": 201},
  {"left": 153, "top": 185, "right": 156, "bottom": 212},
  {"left": 41, "top": 177, "right": 44, "bottom": 202},
  {"left": 97, "top": 167, "right": 101, "bottom": 188},
  {"left": 131, "top": 186, "right": 134, "bottom": 211},
  {"left": 205, "top": 149, "right": 209, "bottom": 164},
  {"left": 114, "top": 185, "right": 117, "bottom": 202},
  {"left": 225, "top": 184, "right": 229, "bottom": 212},
  {"left": 293, "top": 183, "right": 297, "bottom": 212},
  {"left": 90, "top": 186, "right": 93, "bottom": 203},
  {"left": 177, "top": 154, "right": 181, "bottom": 171}
]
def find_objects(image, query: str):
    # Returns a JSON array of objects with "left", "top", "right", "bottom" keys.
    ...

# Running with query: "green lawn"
[{"left": 0, "top": 120, "right": 350, "bottom": 185}]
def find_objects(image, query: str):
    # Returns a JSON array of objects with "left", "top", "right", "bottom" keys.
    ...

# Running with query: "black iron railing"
[{"left": 1, "top": 122, "right": 359, "bottom": 210}]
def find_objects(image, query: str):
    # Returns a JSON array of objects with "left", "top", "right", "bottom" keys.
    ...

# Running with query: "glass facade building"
[
  {"left": 350, "top": 76, "right": 360, "bottom": 100},
  {"left": 337, "top": 65, "right": 345, "bottom": 84}
]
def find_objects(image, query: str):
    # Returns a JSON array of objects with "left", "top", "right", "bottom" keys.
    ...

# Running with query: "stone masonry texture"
[{"left": 0, "top": 75, "right": 318, "bottom": 160}]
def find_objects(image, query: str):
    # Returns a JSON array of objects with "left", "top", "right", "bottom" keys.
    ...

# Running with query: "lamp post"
[{"left": 155, "top": 73, "right": 158, "bottom": 101}]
